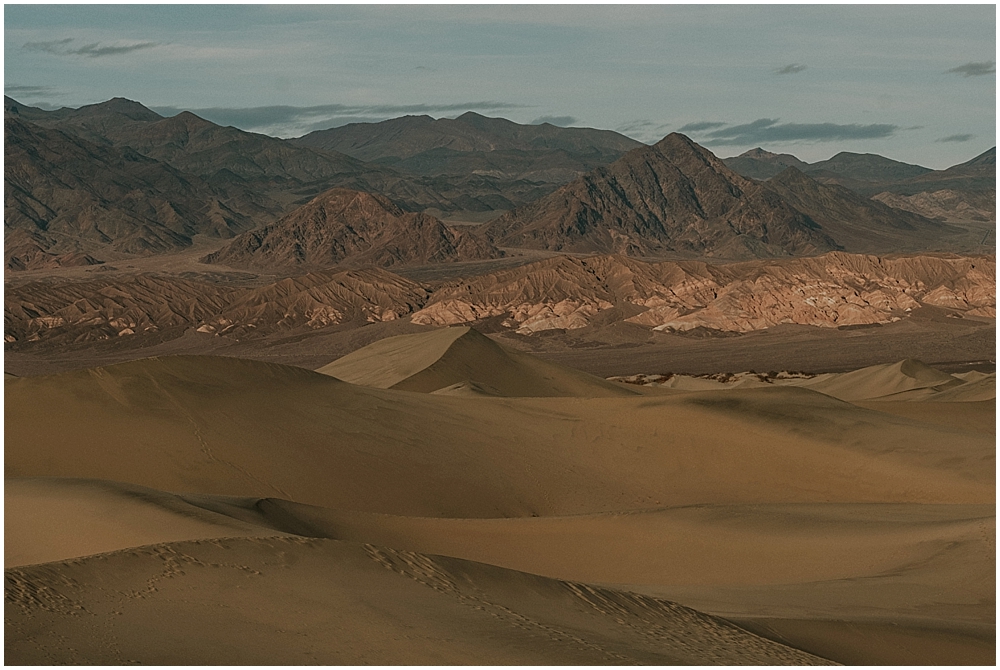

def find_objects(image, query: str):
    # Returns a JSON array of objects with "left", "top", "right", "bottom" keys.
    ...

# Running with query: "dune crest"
[{"left": 316, "top": 325, "right": 636, "bottom": 397}]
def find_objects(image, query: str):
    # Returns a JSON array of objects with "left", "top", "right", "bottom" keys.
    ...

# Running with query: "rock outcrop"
[{"left": 412, "top": 252, "right": 995, "bottom": 334}]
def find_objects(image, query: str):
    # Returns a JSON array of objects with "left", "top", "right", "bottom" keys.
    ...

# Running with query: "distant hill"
[
  {"left": 293, "top": 112, "right": 642, "bottom": 182},
  {"left": 204, "top": 188, "right": 503, "bottom": 271},
  {"left": 762, "top": 167, "right": 956, "bottom": 253},
  {"left": 723, "top": 143, "right": 996, "bottom": 223},
  {"left": 721, "top": 148, "right": 809, "bottom": 180},
  {"left": 805, "top": 151, "right": 933, "bottom": 183}
]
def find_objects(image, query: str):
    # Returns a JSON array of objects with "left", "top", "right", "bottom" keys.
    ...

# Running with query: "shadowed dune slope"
[
  {"left": 4, "top": 536, "right": 832, "bottom": 665},
  {"left": 5, "top": 356, "right": 993, "bottom": 519},
  {"left": 316, "top": 326, "right": 636, "bottom": 397}
]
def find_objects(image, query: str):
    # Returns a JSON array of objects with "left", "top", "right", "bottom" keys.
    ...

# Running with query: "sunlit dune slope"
[
  {"left": 5, "top": 355, "right": 993, "bottom": 519},
  {"left": 316, "top": 325, "right": 636, "bottom": 397},
  {"left": 5, "top": 478, "right": 286, "bottom": 567},
  {"left": 781, "top": 358, "right": 966, "bottom": 400}
]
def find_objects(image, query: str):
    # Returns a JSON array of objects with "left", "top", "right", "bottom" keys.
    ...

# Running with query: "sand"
[
  {"left": 4, "top": 332, "right": 995, "bottom": 664},
  {"left": 316, "top": 325, "right": 637, "bottom": 397}
]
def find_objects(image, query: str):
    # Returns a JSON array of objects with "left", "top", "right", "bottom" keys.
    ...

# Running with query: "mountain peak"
[
  {"left": 84, "top": 97, "right": 162, "bottom": 122},
  {"left": 204, "top": 187, "right": 502, "bottom": 271},
  {"left": 739, "top": 147, "right": 778, "bottom": 159}
]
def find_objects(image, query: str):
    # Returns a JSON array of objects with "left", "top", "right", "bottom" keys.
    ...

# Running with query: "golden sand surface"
[{"left": 5, "top": 327, "right": 995, "bottom": 664}]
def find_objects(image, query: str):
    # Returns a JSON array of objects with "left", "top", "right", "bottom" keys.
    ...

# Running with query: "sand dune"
[
  {"left": 6, "top": 476, "right": 992, "bottom": 665},
  {"left": 623, "top": 359, "right": 995, "bottom": 404},
  {"left": 5, "top": 348, "right": 994, "bottom": 664},
  {"left": 316, "top": 325, "right": 636, "bottom": 397},
  {"left": 787, "top": 358, "right": 964, "bottom": 400},
  {"left": 5, "top": 478, "right": 285, "bottom": 568},
  {"left": 6, "top": 356, "right": 993, "bottom": 520},
  {"left": 5, "top": 536, "right": 833, "bottom": 665}
]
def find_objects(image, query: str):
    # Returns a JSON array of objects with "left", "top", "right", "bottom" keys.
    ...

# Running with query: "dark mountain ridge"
[
  {"left": 3, "top": 115, "right": 266, "bottom": 270},
  {"left": 482, "top": 133, "right": 839, "bottom": 258},
  {"left": 292, "top": 112, "right": 643, "bottom": 182},
  {"left": 204, "top": 188, "right": 503, "bottom": 271},
  {"left": 481, "top": 133, "right": 962, "bottom": 258}
]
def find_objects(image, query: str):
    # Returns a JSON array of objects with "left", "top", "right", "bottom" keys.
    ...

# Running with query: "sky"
[{"left": 4, "top": 4, "right": 996, "bottom": 168}]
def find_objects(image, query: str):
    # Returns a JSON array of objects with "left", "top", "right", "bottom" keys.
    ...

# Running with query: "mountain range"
[
  {"left": 480, "top": 133, "right": 959, "bottom": 258},
  {"left": 4, "top": 95, "right": 994, "bottom": 272}
]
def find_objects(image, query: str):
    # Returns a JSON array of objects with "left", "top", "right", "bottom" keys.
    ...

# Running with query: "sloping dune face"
[
  {"left": 6, "top": 356, "right": 992, "bottom": 518},
  {"left": 5, "top": 350, "right": 995, "bottom": 665},
  {"left": 316, "top": 325, "right": 636, "bottom": 397},
  {"left": 4, "top": 537, "right": 833, "bottom": 665},
  {"left": 779, "top": 358, "right": 966, "bottom": 401}
]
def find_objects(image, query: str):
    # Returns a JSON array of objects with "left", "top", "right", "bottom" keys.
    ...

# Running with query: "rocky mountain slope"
[
  {"left": 871, "top": 189, "right": 996, "bottom": 224},
  {"left": 4, "top": 116, "right": 265, "bottom": 270},
  {"left": 481, "top": 133, "right": 956, "bottom": 258},
  {"left": 725, "top": 145, "right": 996, "bottom": 223},
  {"left": 762, "top": 168, "right": 956, "bottom": 252},
  {"left": 3, "top": 97, "right": 557, "bottom": 222},
  {"left": 5, "top": 267, "right": 427, "bottom": 346},
  {"left": 203, "top": 188, "right": 502, "bottom": 271},
  {"left": 8, "top": 252, "right": 992, "bottom": 350}
]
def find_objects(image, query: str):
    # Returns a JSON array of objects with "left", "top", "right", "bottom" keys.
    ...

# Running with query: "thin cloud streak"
[
  {"left": 936, "top": 134, "right": 975, "bottom": 143},
  {"left": 678, "top": 121, "right": 727, "bottom": 132},
  {"left": 23, "top": 37, "right": 160, "bottom": 58},
  {"left": 945, "top": 61, "right": 995, "bottom": 77},
  {"left": 696, "top": 118, "right": 898, "bottom": 145},
  {"left": 4, "top": 85, "right": 61, "bottom": 97},
  {"left": 775, "top": 64, "right": 807, "bottom": 75},
  {"left": 22, "top": 38, "right": 73, "bottom": 54},
  {"left": 531, "top": 115, "right": 577, "bottom": 127}
]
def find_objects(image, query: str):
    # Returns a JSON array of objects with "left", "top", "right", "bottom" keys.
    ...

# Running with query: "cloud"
[
  {"left": 678, "top": 121, "right": 727, "bottom": 132},
  {"left": 150, "top": 101, "right": 533, "bottom": 137},
  {"left": 22, "top": 38, "right": 73, "bottom": 55},
  {"left": 775, "top": 63, "right": 807, "bottom": 75},
  {"left": 531, "top": 115, "right": 577, "bottom": 127},
  {"left": 694, "top": 118, "right": 898, "bottom": 145},
  {"left": 4, "top": 85, "right": 61, "bottom": 97},
  {"left": 936, "top": 134, "right": 975, "bottom": 143},
  {"left": 945, "top": 61, "right": 995, "bottom": 77},
  {"left": 70, "top": 42, "right": 160, "bottom": 58},
  {"left": 616, "top": 119, "right": 655, "bottom": 132},
  {"left": 23, "top": 38, "right": 160, "bottom": 58}
]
